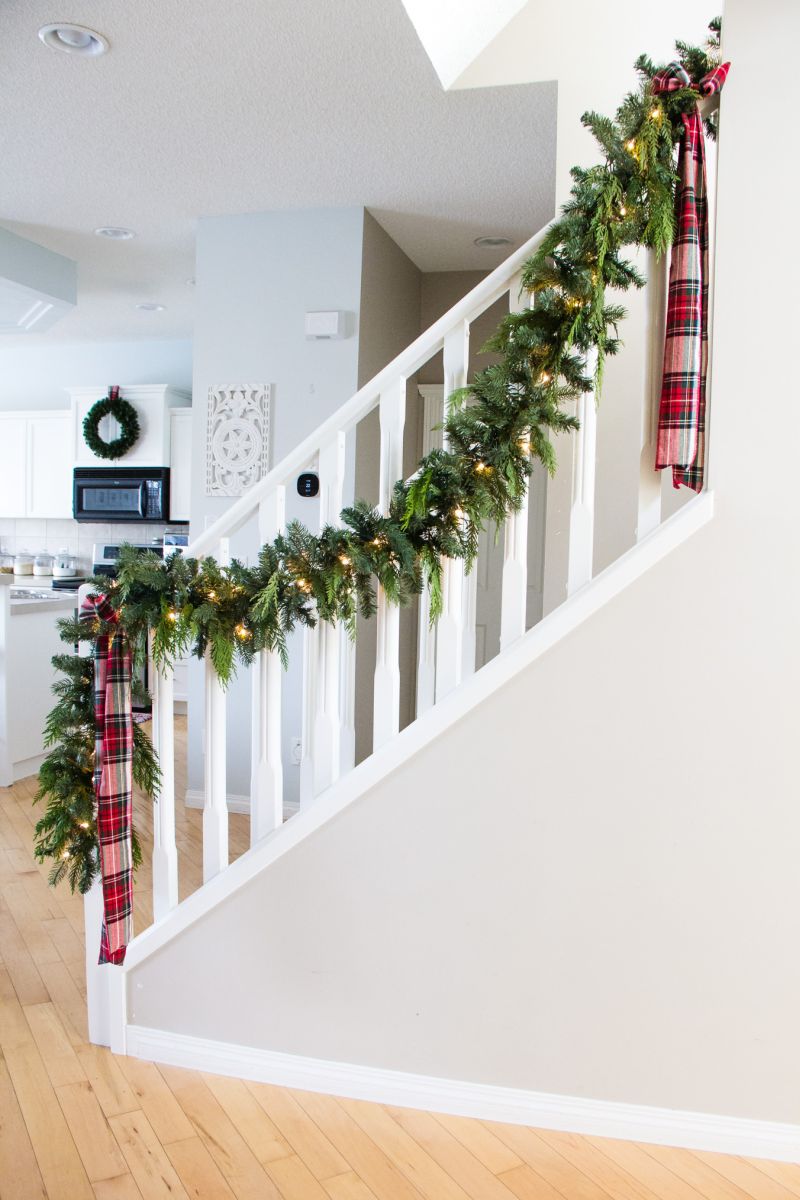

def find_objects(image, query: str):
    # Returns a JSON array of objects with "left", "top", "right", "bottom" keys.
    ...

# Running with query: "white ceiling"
[{"left": 1, "top": 0, "right": 556, "bottom": 344}]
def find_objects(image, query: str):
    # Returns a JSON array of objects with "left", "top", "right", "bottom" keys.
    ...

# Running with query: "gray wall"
[
  {"left": 128, "top": 0, "right": 800, "bottom": 1125},
  {"left": 188, "top": 208, "right": 367, "bottom": 803}
]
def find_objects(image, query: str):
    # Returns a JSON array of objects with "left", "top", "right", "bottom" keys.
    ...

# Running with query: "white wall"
[
  {"left": 127, "top": 0, "right": 800, "bottom": 1127},
  {"left": 0, "top": 338, "right": 192, "bottom": 410},
  {"left": 187, "top": 208, "right": 368, "bottom": 805}
]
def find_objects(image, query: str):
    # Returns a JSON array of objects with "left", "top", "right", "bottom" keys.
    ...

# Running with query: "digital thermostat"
[{"left": 297, "top": 472, "right": 319, "bottom": 498}]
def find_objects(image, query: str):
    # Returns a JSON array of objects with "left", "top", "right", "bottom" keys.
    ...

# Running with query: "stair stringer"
[{"left": 110, "top": 491, "right": 713, "bottom": 1054}]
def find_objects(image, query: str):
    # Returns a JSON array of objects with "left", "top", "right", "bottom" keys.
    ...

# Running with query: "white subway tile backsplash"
[{"left": 7, "top": 517, "right": 168, "bottom": 574}]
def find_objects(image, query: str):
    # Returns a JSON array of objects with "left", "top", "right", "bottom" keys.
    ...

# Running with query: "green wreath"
[{"left": 83, "top": 387, "right": 140, "bottom": 460}]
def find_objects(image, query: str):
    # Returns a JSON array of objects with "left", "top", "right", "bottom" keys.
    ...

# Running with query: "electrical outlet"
[{"left": 290, "top": 737, "right": 302, "bottom": 765}]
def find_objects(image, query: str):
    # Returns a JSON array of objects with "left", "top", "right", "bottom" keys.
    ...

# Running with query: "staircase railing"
[{"left": 88, "top": 96, "right": 720, "bottom": 1004}]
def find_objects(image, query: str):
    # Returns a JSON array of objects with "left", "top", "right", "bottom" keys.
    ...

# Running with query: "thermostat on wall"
[
  {"left": 305, "top": 310, "right": 347, "bottom": 339},
  {"left": 297, "top": 472, "right": 319, "bottom": 498}
]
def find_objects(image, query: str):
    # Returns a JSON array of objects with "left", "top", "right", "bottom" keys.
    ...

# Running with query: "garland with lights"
[
  {"left": 35, "top": 22, "right": 723, "bottom": 891},
  {"left": 83, "top": 386, "right": 140, "bottom": 460}
]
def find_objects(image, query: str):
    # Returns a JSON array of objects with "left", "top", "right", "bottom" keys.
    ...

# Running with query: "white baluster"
[
  {"left": 373, "top": 378, "right": 406, "bottom": 749},
  {"left": 149, "top": 639, "right": 178, "bottom": 918},
  {"left": 203, "top": 651, "right": 228, "bottom": 881},
  {"left": 83, "top": 879, "right": 111, "bottom": 1046},
  {"left": 415, "top": 386, "right": 443, "bottom": 717},
  {"left": 638, "top": 247, "right": 666, "bottom": 540},
  {"left": 566, "top": 349, "right": 598, "bottom": 595},
  {"left": 203, "top": 537, "right": 229, "bottom": 881},
  {"left": 250, "top": 487, "right": 285, "bottom": 845},
  {"left": 500, "top": 272, "right": 532, "bottom": 651},
  {"left": 304, "top": 433, "right": 346, "bottom": 800},
  {"left": 436, "top": 322, "right": 470, "bottom": 700}
]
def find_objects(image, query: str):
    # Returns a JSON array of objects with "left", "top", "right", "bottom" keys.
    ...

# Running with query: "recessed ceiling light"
[
  {"left": 474, "top": 235, "right": 513, "bottom": 249},
  {"left": 135, "top": 303, "right": 166, "bottom": 312},
  {"left": 38, "top": 23, "right": 108, "bottom": 56},
  {"left": 95, "top": 226, "right": 136, "bottom": 240},
  {"left": 186, "top": 278, "right": 196, "bottom": 287}
]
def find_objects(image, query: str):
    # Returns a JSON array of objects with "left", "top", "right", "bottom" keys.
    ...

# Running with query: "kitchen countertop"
[{"left": 0, "top": 579, "right": 81, "bottom": 615}]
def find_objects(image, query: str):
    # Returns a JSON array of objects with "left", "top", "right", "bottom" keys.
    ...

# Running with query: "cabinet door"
[
  {"left": 0, "top": 417, "right": 29, "bottom": 518},
  {"left": 27, "top": 414, "right": 73, "bottom": 518},
  {"left": 169, "top": 408, "right": 192, "bottom": 521}
]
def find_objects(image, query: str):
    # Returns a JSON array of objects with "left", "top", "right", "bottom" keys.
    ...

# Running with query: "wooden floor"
[{"left": 1, "top": 726, "right": 798, "bottom": 1198}]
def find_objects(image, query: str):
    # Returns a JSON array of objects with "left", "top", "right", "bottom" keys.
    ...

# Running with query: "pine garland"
[{"left": 35, "top": 22, "right": 723, "bottom": 891}]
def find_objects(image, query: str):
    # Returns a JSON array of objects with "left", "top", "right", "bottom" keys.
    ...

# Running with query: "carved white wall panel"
[{"left": 206, "top": 384, "right": 272, "bottom": 497}]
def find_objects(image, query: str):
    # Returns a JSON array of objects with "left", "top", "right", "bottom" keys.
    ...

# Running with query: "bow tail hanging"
[
  {"left": 85, "top": 593, "right": 134, "bottom": 965},
  {"left": 654, "top": 61, "right": 729, "bottom": 492}
]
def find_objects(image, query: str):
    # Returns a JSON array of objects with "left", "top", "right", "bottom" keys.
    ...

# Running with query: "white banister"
[
  {"left": 500, "top": 272, "right": 532, "bottom": 650},
  {"left": 373, "top": 378, "right": 406, "bottom": 748},
  {"left": 185, "top": 230, "right": 550, "bottom": 561},
  {"left": 203, "top": 536, "right": 229, "bottom": 881},
  {"left": 149, "top": 645, "right": 178, "bottom": 918},
  {"left": 250, "top": 487, "right": 286, "bottom": 844},
  {"left": 436, "top": 322, "right": 470, "bottom": 700},
  {"left": 566, "top": 351, "right": 598, "bottom": 595},
  {"left": 308, "top": 433, "right": 346, "bottom": 798},
  {"left": 638, "top": 247, "right": 667, "bottom": 540},
  {"left": 415, "top": 385, "right": 443, "bottom": 716}
]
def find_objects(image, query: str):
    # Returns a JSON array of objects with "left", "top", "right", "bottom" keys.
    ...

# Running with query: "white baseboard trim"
[
  {"left": 126, "top": 1024, "right": 800, "bottom": 1162},
  {"left": 184, "top": 788, "right": 300, "bottom": 819}
]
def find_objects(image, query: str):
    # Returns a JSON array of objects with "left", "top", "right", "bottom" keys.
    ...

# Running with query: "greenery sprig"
[{"left": 36, "top": 21, "right": 723, "bottom": 891}]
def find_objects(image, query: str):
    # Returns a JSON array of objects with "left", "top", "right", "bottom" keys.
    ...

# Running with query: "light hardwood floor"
[{"left": 1, "top": 720, "right": 797, "bottom": 1199}]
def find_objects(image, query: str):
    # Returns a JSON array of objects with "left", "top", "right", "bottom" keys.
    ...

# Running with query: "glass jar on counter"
[
  {"left": 14, "top": 551, "right": 34, "bottom": 576},
  {"left": 34, "top": 553, "right": 54, "bottom": 578},
  {"left": 0, "top": 552, "right": 14, "bottom": 575},
  {"left": 53, "top": 549, "right": 78, "bottom": 578}
]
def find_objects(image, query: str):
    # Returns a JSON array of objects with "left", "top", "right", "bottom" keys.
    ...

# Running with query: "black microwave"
[{"left": 73, "top": 467, "right": 170, "bottom": 523}]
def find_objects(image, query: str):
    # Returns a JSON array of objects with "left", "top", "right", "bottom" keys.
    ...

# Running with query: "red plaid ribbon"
[
  {"left": 654, "top": 60, "right": 729, "bottom": 491},
  {"left": 83, "top": 594, "right": 134, "bottom": 965}
]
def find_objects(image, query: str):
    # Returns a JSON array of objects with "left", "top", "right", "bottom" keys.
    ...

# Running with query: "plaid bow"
[
  {"left": 84, "top": 593, "right": 134, "bottom": 965},
  {"left": 653, "top": 60, "right": 729, "bottom": 491}
]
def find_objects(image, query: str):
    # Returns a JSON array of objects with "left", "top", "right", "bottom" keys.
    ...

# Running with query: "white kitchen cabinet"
[
  {"left": 27, "top": 412, "right": 72, "bottom": 518},
  {"left": 169, "top": 407, "right": 193, "bottom": 522},
  {"left": 0, "top": 411, "right": 72, "bottom": 519},
  {"left": 0, "top": 415, "right": 29, "bottom": 518}
]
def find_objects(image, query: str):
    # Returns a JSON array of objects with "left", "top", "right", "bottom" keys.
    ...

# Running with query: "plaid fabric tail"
[
  {"left": 653, "top": 61, "right": 729, "bottom": 492},
  {"left": 85, "top": 594, "right": 134, "bottom": 966}
]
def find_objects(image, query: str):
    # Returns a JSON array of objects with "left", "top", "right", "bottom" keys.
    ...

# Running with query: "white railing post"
[
  {"left": 566, "top": 351, "right": 598, "bottom": 595},
  {"left": 373, "top": 378, "right": 406, "bottom": 749},
  {"left": 500, "top": 272, "right": 532, "bottom": 651},
  {"left": 415, "top": 386, "right": 443, "bottom": 716},
  {"left": 250, "top": 487, "right": 286, "bottom": 845},
  {"left": 83, "top": 879, "right": 111, "bottom": 1046},
  {"left": 149, "top": 640, "right": 178, "bottom": 919},
  {"left": 203, "top": 537, "right": 229, "bottom": 881},
  {"left": 301, "top": 433, "right": 346, "bottom": 802},
  {"left": 638, "top": 248, "right": 666, "bottom": 540},
  {"left": 436, "top": 322, "right": 470, "bottom": 701}
]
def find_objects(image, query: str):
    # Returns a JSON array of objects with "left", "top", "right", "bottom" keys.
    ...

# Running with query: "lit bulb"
[
  {"left": 79, "top": 821, "right": 89, "bottom": 829},
  {"left": 540, "top": 371, "right": 551, "bottom": 384},
  {"left": 339, "top": 555, "right": 351, "bottom": 566},
  {"left": 167, "top": 610, "right": 178, "bottom": 622},
  {"left": 650, "top": 107, "right": 660, "bottom": 119},
  {"left": 295, "top": 578, "right": 306, "bottom": 588},
  {"left": 454, "top": 508, "right": 465, "bottom": 521},
  {"left": 619, "top": 206, "right": 627, "bottom": 217},
  {"left": 235, "top": 623, "right": 252, "bottom": 640},
  {"left": 208, "top": 590, "right": 217, "bottom": 600},
  {"left": 474, "top": 461, "right": 487, "bottom": 473},
  {"left": 626, "top": 139, "right": 636, "bottom": 151},
  {"left": 371, "top": 538, "right": 382, "bottom": 547},
  {"left": 61, "top": 850, "right": 70, "bottom": 860}
]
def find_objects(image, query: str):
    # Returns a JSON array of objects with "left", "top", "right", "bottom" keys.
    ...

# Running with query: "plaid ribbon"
[
  {"left": 84, "top": 593, "right": 134, "bottom": 965},
  {"left": 653, "top": 60, "right": 729, "bottom": 491}
]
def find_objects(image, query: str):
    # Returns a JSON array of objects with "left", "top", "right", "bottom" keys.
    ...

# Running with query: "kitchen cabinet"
[
  {"left": 69, "top": 385, "right": 190, "bottom": 468},
  {"left": 27, "top": 413, "right": 72, "bottom": 518},
  {"left": 0, "top": 411, "right": 72, "bottom": 519},
  {"left": 169, "top": 407, "right": 193, "bottom": 522}
]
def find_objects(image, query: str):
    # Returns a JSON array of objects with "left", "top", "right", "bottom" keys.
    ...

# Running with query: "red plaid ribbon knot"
[
  {"left": 653, "top": 60, "right": 729, "bottom": 491},
  {"left": 83, "top": 593, "right": 134, "bottom": 965}
]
